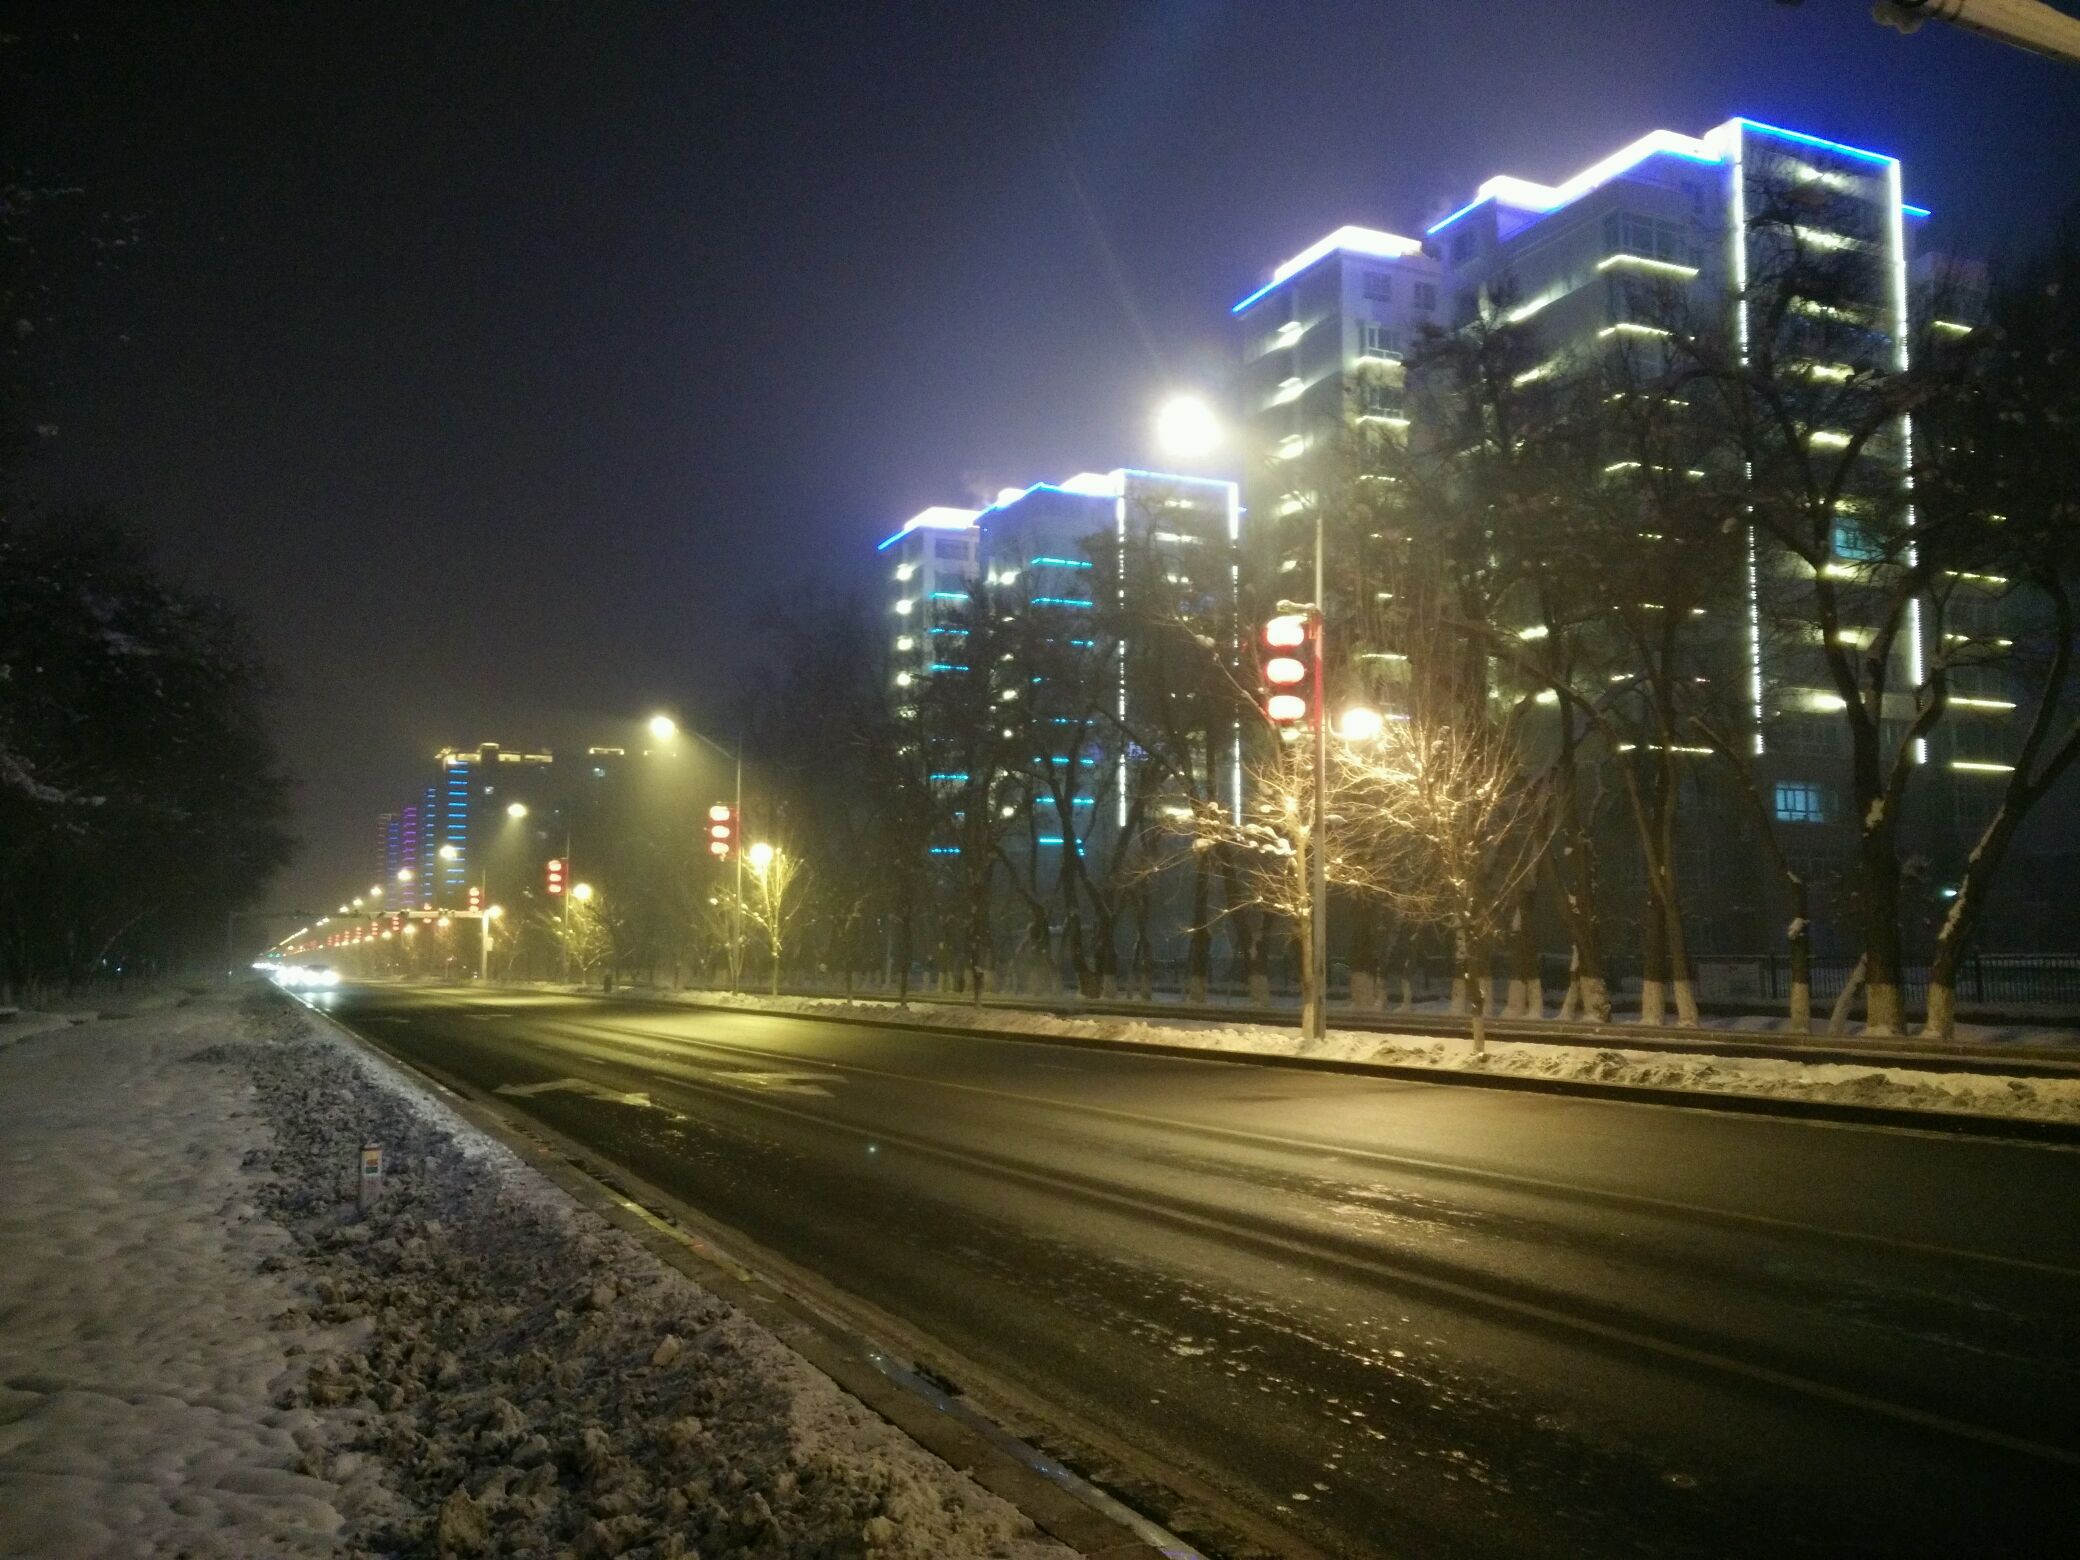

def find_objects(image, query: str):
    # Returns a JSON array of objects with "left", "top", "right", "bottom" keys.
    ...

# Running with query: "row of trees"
[{"left": 0, "top": 508, "right": 295, "bottom": 996}]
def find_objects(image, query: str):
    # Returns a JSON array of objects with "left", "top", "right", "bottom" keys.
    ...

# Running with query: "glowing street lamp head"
[
  {"left": 571, "top": 881, "right": 594, "bottom": 902},
  {"left": 647, "top": 713, "right": 678, "bottom": 742},
  {"left": 437, "top": 843, "right": 460, "bottom": 861},
  {"left": 369, "top": 885, "right": 383, "bottom": 898},
  {"left": 747, "top": 841, "right": 775, "bottom": 872},
  {"left": 351, "top": 896, "right": 363, "bottom": 908},
  {"left": 505, "top": 801, "right": 528, "bottom": 819},
  {"left": 486, "top": 904, "right": 504, "bottom": 920},
  {"left": 396, "top": 867, "right": 414, "bottom": 883},
  {"left": 1154, "top": 394, "right": 1221, "bottom": 460},
  {"left": 1338, "top": 706, "right": 1386, "bottom": 742}
]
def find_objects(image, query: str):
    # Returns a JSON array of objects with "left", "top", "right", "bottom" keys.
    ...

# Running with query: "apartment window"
[
  {"left": 933, "top": 535, "right": 967, "bottom": 559},
  {"left": 1413, "top": 281, "right": 1438, "bottom": 311},
  {"left": 1832, "top": 519, "right": 1885, "bottom": 561},
  {"left": 1360, "top": 321, "right": 1400, "bottom": 359},
  {"left": 1774, "top": 781, "right": 1830, "bottom": 825},
  {"left": 1358, "top": 381, "right": 1404, "bottom": 418},
  {"left": 1450, "top": 230, "right": 1478, "bottom": 264},
  {"left": 1774, "top": 717, "right": 1844, "bottom": 759},
  {"left": 1361, "top": 270, "right": 1394, "bottom": 303},
  {"left": 1603, "top": 211, "right": 1687, "bottom": 264}
]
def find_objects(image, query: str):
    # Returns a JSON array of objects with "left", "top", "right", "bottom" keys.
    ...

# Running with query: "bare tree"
[
  {"left": 1163, "top": 724, "right": 1385, "bottom": 1033},
  {"left": 741, "top": 843, "right": 807, "bottom": 996},
  {"left": 1346, "top": 706, "right": 1555, "bottom": 1051}
]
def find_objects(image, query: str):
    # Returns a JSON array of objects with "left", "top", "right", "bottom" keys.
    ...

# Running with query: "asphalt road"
[{"left": 320, "top": 984, "right": 2080, "bottom": 1559}]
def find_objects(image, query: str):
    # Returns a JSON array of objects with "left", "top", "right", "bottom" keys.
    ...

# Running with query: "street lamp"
[
  {"left": 571, "top": 881, "right": 593, "bottom": 902},
  {"left": 505, "top": 801, "right": 528, "bottom": 819},
  {"left": 648, "top": 713, "right": 678, "bottom": 743},
  {"left": 1338, "top": 707, "right": 1386, "bottom": 743},
  {"left": 396, "top": 867, "right": 414, "bottom": 883},
  {"left": 1154, "top": 393, "right": 1221, "bottom": 461},
  {"left": 747, "top": 841, "right": 775, "bottom": 872},
  {"left": 437, "top": 843, "right": 460, "bottom": 861}
]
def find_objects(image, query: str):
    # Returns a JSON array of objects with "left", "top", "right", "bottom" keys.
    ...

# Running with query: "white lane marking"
[{"left": 496, "top": 1078, "right": 656, "bottom": 1108}]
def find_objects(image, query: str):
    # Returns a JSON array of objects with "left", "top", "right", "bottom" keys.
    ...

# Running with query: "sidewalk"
[{"left": 0, "top": 994, "right": 1069, "bottom": 1559}]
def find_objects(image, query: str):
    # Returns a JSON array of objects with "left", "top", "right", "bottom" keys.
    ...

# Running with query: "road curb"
[{"left": 623, "top": 992, "right": 2080, "bottom": 1148}]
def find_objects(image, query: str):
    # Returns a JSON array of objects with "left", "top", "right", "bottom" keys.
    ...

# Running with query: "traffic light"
[
  {"left": 545, "top": 857, "right": 566, "bottom": 896},
  {"left": 707, "top": 803, "right": 736, "bottom": 859},
  {"left": 466, "top": 884, "right": 483, "bottom": 912},
  {"left": 1260, "top": 613, "right": 1316, "bottom": 726}
]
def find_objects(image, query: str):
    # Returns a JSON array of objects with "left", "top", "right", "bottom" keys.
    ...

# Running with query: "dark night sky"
[{"left": 13, "top": 1, "right": 2079, "bottom": 913}]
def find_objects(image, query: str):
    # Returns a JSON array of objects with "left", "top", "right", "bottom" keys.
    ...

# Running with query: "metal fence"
[
  {"left": 1695, "top": 953, "right": 2080, "bottom": 1012},
  {"left": 780, "top": 950, "right": 2080, "bottom": 1018}
]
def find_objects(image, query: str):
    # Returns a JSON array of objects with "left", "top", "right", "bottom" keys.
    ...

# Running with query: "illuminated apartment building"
[
  {"left": 875, "top": 468, "right": 1243, "bottom": 870},
  {"left": 1230, "top": 119, "right": 2029, "bottom": 950}
]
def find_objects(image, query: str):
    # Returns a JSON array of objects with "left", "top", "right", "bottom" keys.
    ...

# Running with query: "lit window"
[{"left": 1774, "top": 782, "right": 1829, "bottom": 825}]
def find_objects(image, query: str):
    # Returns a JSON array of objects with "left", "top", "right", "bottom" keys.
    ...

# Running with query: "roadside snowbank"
[
  {"left": 0, "top": 1001, "right": 377, "bottom": 1558},
  {"left": 0, "top": 995, "right": 1069, "bottom": 1559},
  {"left": 678, "top": 991, "right": 2080, "bottom": 1126}
]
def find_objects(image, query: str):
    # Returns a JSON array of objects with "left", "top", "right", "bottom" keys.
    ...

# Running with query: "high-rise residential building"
[
  {"left": 1227, "top": 118, "right": 2032, "bottom": 951},
  {"left": 875, "top": 467, "right": 1244, "bottom": 881},
  {"left": 1231, "top": 227, "right": 1443, "bottom": 576}
]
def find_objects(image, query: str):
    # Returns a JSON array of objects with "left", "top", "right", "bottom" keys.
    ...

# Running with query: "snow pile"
[
  {"left": 0, "top": 996, "right": 1069, "bottom": 1559},
  {"left": 0, "top": 1002, "right": 377, "bottom": 1557},
  {"left": 683, "top": 991, "right": 2080, "bottom": 1126},
  {"left": 237, "top": 996, "right": 1068, "bottom": 1559}
]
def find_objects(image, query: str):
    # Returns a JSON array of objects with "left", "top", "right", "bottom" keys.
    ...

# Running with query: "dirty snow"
[
  {"left": 0, "top": 994, "right": 1070, "bottom": 1559},
  {"left": 670, "top": 992, "right": 2080, "bottom": 1127}
]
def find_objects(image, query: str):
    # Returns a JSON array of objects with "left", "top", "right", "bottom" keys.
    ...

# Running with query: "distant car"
[{"left": 271, "top": 963, "right": 340, "bottom": 989}]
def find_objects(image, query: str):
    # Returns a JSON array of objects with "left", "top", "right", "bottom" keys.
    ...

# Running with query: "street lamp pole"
[
  {"left": 1308, "top": 505, "right": 1329, "bottom": 1042},
  {"left": 668, "top": 716, "right": 746, "bottom": 994},
  {"left": 733, "top": 739, "right": 744, "bottom": 994}
]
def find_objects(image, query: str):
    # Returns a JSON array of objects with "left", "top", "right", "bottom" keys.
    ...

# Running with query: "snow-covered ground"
[
  {"left": 666, "top": 991, "right": 2080, "bottom": 1127},
  {"left": 0, "top": 995, "right": 1069, "bottom": 1558}
]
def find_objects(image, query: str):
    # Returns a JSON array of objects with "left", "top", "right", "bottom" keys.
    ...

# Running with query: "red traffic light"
[
  {"left": 466, "top": 884, "right": 483, "bottom": 911},
  {"left": 1259, "top": 612, "right": 1316, "bottom": 725},
  {"left": 708, "top": 802, "right": 735, "bottom": 859},
  {"left": 545, "top": 857, "right": 565, "bottom": 895},
  {"left": 1263, "top": 614, "right": 1308, "bottom": 650}
]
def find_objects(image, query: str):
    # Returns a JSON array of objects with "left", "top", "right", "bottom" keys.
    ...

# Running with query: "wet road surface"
[{"left": 319, "top": 985, "right": 2080, "bottom": 1559}]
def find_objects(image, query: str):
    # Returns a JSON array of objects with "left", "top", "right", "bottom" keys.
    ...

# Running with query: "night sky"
[{"left": 13, "top": 1, "right": 2079, "bottom": 913}]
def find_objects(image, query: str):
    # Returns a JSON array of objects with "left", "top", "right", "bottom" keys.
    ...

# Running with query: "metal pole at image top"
[{"left": 1307, "top": 505, "right": 1329, "bottom": 1042}]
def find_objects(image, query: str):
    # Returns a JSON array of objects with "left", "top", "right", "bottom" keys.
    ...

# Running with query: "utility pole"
[
  {"left": 733, "top": 739, "right": 745, "bottom": 995},
  {"left": 1306, "top": 507, "right": 1329, "bottom": 1042},
  {"left": 560, "top": 826, "right": 572, "bottom": 986}
]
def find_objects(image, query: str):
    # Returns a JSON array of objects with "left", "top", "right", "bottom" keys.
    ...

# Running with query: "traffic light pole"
[
  {"left": 560, "top": 828, "right": 572, "bottom": 986},
  {"left": 732, "top": 740, "right": 744, "bottom": 995},
  {"left": 1306, "top": 508, "right": 1328, "bottom": 1043}
]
